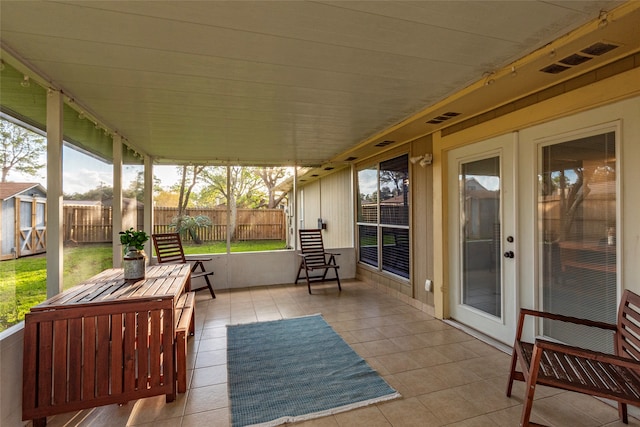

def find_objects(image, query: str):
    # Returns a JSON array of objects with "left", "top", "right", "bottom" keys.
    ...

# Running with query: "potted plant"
[{"left": 119, "top": 228, "right": 149, "bottom": 280}]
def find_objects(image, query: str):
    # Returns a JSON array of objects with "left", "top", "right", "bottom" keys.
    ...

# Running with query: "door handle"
[{"left": 503, "top": 251, "right": 514, "bottom": 259}]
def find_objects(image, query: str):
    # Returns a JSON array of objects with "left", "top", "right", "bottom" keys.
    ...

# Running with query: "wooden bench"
[
  {"left": 22, "top": 265, "right": 191, "bottom": 426},
  {"left": 23, "top": 300, "right": 175, "bottom": 427},
  {"left": 506, "top": 289, "right": 640, "bottom": 426},
  {"left": 174, "top": 291, "right": 196, "bottom": 393}
]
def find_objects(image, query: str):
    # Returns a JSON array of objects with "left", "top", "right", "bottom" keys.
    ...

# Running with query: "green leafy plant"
[
  {"left": 170, "top": 214, "right": 212, "bottom": 244},
  {"left": 118, "top": 228, "right": 149, "bottom": 251}
]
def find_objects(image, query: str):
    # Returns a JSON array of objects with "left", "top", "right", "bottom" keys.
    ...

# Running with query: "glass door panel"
[
  {"left": 461, "top": 157, "right": 501, "bottom": 317},
  {"left": 539, "top": 131, "right": 617, "bottom": 353}
]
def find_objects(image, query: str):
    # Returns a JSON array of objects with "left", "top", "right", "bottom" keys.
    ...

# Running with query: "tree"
[
  {"left": 200, "top": 166, "right": 266, "bottom": 241},
  {"left": 173, "top": 165, "right": 205, "bottom": 235},
  {"left": 65, "top": 181, "right": 113, "bottom": 201},
  {"left": 256, "top": 167, "right": 289, "bottom": 208},
  {"left": 380, "top": 170, "right": 406, "bottom": 196},
  {"left": 154, "top": 190, "right": 180, "bottom": 207},
  {"left": 0, "top": 119, "right": 46, "bottom": 182},
  {"left": 123, "top": 171, "right": 162, "bottom": 202}
]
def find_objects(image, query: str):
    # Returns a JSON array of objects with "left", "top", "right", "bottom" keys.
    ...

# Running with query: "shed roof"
[{"left": 0, "top": 182, "right": 46, "bottom": 200}]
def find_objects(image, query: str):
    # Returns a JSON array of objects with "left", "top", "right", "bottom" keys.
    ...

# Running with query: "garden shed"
[{"left": 0, "top": 182, "right": 47, "bottom": 260}]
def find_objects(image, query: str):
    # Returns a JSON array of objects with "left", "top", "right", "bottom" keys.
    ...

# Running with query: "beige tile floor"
[{"left": 43, "top": 280, "right": 640, "bottom": 427}]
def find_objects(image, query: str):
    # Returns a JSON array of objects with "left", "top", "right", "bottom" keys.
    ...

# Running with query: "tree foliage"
[
  {"left": 380, "top": 170, "right": 406, "bottom": 195},
  {"left": 199, "top": 166, "right": 259, "bottom": 240},
  {"left": 200, "top": 166, "right": 266, "bottom": 208},
  {"left": 0, "top": 119, "right": 46, "bottom": 182},
  {"left": 255, "top": 167, "right": 289, "bottom": 208},
  {"left": 126, "top": 171, "right": 162, "bottom": 202},
  {"left": 65, "top": 182, "right": 113, "bottom": 201}
]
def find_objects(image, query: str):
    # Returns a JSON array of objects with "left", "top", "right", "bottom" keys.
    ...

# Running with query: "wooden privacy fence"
[
  {"left": 64, "top": 206, "right": 285, "bottom": 243},
  {"left": 64, "top": 206, "right": 113, "bottom": 243}
]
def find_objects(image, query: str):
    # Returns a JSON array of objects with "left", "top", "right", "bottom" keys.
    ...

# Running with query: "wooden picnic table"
[{"left": 22, "top": 264, "right": 192, "bottom": 427}]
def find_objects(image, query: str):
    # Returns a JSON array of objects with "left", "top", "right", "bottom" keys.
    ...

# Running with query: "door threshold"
[{"left": 443, "top": 319, "right": 513, "bottom": 355}]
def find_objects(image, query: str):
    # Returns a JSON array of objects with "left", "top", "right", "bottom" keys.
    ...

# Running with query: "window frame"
[{"left": 356, "top": 153, "right": 410, "bottom": 279}]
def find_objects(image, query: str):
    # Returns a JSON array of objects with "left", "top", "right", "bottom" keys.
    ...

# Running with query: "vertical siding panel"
[{"left": 320, "top": 168, "right": 353, "bottom": 249}]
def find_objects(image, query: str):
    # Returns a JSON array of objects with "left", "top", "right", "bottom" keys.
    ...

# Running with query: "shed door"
[
  {"left": 18, "top": 198, "right": 34, "bottom": 256},
  {"left": 17, "top": 197, "right": 46, "bottom": 256}
]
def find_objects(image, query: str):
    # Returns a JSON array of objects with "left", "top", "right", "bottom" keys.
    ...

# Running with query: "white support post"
[
  {"left": 112, "top": 134, "right": 123, "bottom": 267},
  {"left": 143, "top": 155, "right": 154, "bottom": 258},
  {"left": 46, "top": 90, "right": 64, "bottom": 298}
]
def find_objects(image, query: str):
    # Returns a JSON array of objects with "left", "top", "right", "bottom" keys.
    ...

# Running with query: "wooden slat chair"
[
  {"left": 295, "top": 229, "right": 341, "bottom": 294},
  {"left": 152, "top": 233, "right": 215, "bottom": 298},
  {"left": 506, "top": 289, "right": 640, "bottom": 426}
]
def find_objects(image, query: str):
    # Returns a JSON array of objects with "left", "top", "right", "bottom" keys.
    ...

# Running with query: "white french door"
[{"left": 448, "top": 133, "right": 517, "bottom": 344}]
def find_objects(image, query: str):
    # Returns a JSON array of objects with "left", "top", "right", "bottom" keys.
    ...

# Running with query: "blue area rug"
[{"left": 227, "top": 314, "right": 400, "bottom": 427}]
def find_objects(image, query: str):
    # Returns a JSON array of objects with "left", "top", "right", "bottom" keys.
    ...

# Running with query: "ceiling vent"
[
  {"left": 323, "top": 167, "right": 334, "bottom": 171},
  {"left": 559, "top": 53, "right": 592, "bottom": 66},
  {"left": 582, "top": 42, "right": 619, "bottom": 56},
  {"left": 426, "top": 111, "right": 461, "bottom": 125},
  {"left": 344, "top": 156, "right": 358, "bottom": 162},
  {"left": 540, "top": 63, "right": 570, "bottom": 74},
  {"left": 374, "top": 140, "right": 395, "bottom": 147},
  {"left": 540, "top": 42, "right": 619, "bottom": 74}
]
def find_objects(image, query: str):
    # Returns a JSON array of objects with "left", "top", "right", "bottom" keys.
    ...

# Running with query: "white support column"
[
  {"left": 46, "top": 90, "right": 64, "bottom": 298},
  {"left": 143, "top": 155, "right": 154, "bottom": 258},
  {"left": 432, "top": 131, "right": 446, "bottom": 319},
  {"left": 293, "top": 166, "right": 299, "bottom": 250},
  {"left": 112, "top": 134, "right": 123, "bottom": 267}
]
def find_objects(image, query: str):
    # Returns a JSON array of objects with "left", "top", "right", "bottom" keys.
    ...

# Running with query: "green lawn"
[
  {"left": 0, "top": 245, "right": 114, "bottom": 331},
  {"left": 190, "top": 239, "right": 288, "bottom": 253},
  {"left": 0, "top": 240, "right": 286, "bottom": 331}
]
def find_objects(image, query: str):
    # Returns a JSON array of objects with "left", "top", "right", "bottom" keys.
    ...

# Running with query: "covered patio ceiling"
[{"left": 1, "top": 1, "right": 637, "bottom": 170}]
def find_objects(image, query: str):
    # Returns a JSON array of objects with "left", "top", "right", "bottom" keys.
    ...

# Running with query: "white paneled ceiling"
[{"left": 0, "top": 0, "right": 634, "bottom": 166}]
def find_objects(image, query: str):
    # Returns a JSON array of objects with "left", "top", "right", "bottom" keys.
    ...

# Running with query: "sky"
[
  {"left": 7, "top": 146, "right": 181, "bottom": 194},
  {"left": 11, "top": 145, "right": 504, "bottom": 196}
]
